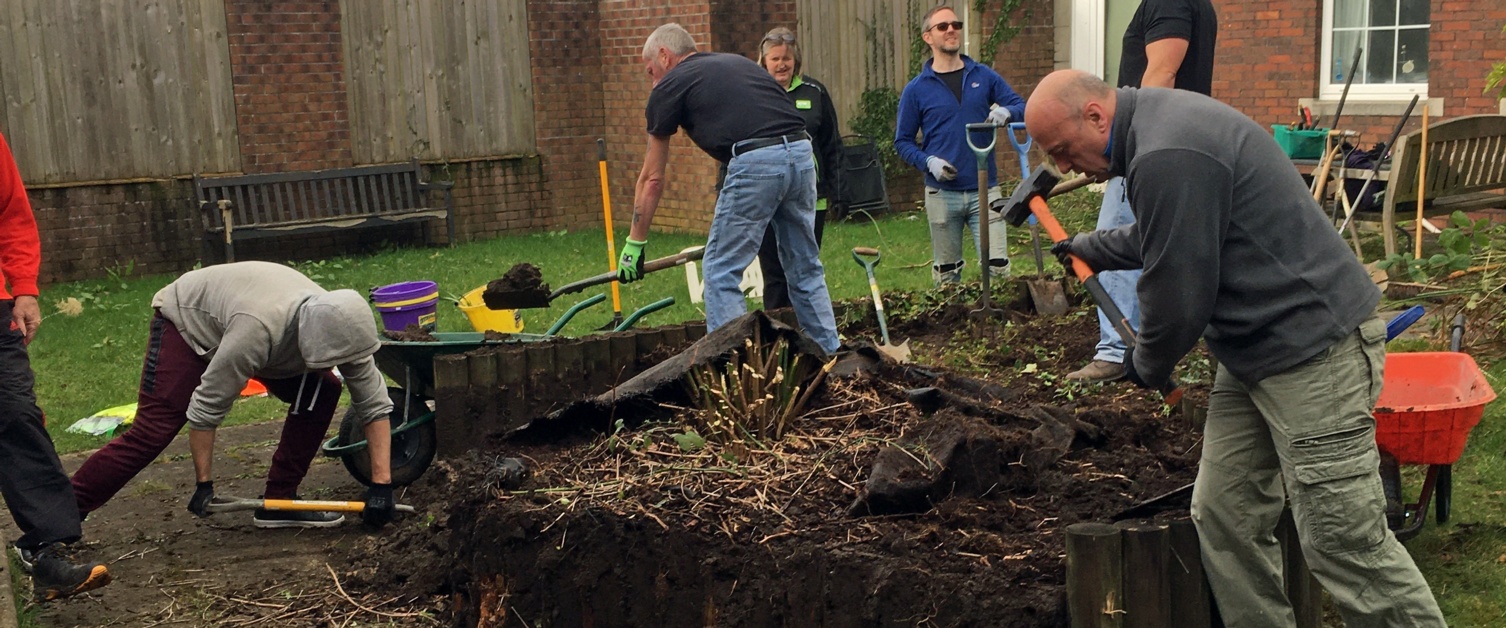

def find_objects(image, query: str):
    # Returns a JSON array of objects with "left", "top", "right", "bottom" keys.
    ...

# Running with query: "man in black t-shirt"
[
  {"left": 618, "top": 23, "right": 838, "bottom": 353},
  {"left": 1066, "top": 0, "right": 1218, "bottom": 384}
]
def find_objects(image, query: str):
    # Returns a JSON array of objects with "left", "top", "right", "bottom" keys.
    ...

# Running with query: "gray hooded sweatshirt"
[{"left": 152, "top": 261, "right": 393, "bottom": 430}]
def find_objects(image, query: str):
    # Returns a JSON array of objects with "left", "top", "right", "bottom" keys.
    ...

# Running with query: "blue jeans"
[
  {"left": 703, "top": 139, "right": 839, "bottom": 353},
  {"left": 1094, "top": 177, "right": 1141, "bottom": 363},
  {"left": 924, "top": 186, "right": 1009, "bottom": 284}
]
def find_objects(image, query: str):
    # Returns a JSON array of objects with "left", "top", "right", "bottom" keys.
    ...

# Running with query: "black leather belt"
[{"left": 731, "top": 132, "right": 810, "bottom": 157}]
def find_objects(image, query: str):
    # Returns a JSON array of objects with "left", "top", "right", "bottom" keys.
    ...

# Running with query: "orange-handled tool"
[{"left": 996, "top": 169, "right": 1184, "bottom": 407}]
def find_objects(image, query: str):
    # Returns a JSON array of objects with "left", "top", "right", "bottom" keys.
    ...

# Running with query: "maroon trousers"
[{"left": 71, "top": 314, "right": 342, "bottom": 514}]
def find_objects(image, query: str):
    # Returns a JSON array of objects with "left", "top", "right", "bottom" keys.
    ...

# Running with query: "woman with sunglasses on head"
[{"left": 752, "top": 27, "right": 845, "bottom": 311}]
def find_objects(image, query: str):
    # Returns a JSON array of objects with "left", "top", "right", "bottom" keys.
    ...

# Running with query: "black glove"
[
  {"left": 1050, "top": 235, "right": 1077, "bottom": 270},
  {"left": 1122, "top": 345, "right": 1151, "bottom": 390},
  {"left": 362, "top": 483, "right": 396, "bottom": 528},
  {"left": 189, "top": 481, "right": 214, "bottom": 518}
]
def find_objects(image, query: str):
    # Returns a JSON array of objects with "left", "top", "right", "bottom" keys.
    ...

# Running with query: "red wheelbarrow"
[{"left": 1377, "top": 315, "right": 1497, "bottom": 541}]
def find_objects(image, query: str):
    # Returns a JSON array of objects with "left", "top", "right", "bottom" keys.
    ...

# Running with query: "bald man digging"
[{"left": 1023, "top": 70, "right": 1443, "bottom": 627}]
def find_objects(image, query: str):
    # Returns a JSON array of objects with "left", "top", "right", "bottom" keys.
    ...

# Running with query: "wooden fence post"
[
  {"left": 1067, "top": 522, "right": 1125, "bottom": 628},
  {"left": 432, "top": 354, "right": 471, "bottom": 456},
  {"left": 1119, "top": 521, "right": 1170, "bottom": 628},
  {"left": 1166, "top": 519, "right": 1213, "bottom": 625}
]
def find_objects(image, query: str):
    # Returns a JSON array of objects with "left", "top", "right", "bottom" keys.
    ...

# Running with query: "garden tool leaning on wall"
[
  {"left": 1005, "top": 122, "right": 1068, "bottom": 315},
  {"left": 851, "top": 247, "right": 911, "bottom": 362},
  {"left": 994, "top": 168, "right": 1184, "bottom": 407}
]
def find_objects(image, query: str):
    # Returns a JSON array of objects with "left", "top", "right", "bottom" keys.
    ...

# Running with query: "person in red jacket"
[{"left": 0, "top": 130, "right": 115, "bottom": 601}]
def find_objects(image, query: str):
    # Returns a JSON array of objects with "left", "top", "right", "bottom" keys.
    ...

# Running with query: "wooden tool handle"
[{"left": 551, "top": 247, "right": 705, "bottom": 299}]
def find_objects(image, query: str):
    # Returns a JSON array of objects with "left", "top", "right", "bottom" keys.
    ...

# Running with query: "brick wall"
[
  {"left": 983, "top": 0, "right": 1056, "bottom": 180},
  {"left": 1214, "top": 0, "right": 1506, "bottom": 143},
  {"left": 529, "top": 0, "right": 608, "bottom": 230},
  {"left": 224, "top": 0, "right": 353, "bottom": 173},
  {"left": 709, "top": 0, "right": 797, "bottom": 58},
  {"left": 599, "top": 2, "right": 718, "bottom": 234},
  {"left": 31, "top": 181, "right": 198, "bottom": 284}
]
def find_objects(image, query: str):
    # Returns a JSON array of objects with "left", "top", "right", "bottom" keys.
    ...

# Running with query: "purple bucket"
[{"left": 370, "top": 280, "right": 439, "bottom": 332}]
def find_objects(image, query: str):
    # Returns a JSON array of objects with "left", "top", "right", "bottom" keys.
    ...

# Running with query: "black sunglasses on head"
[{"left": 928, "top": 21, "right": 964, "bottom": 33}]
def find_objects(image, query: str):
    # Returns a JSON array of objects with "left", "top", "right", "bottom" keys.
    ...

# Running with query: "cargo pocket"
[
  {"left": 1292, "top": 445, "right": 1388, "bottom": 554},
  {"left": 1358, "top": 317, "right": 1387, "bottom": 404}
]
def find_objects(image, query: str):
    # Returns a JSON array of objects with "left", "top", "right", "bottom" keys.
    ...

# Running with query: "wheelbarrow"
[
  {"left": 1377, "top": 313, "right": 1497, "bottom": 541},
  {"left": 321, "top": 294, "right": 676, "bottom": 486}
]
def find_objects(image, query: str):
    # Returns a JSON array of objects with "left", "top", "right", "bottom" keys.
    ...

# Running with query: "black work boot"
[
  {"left": 252, "top": 495, "right": 345, "bottom": 529},
  {"left": 30, "top": 543, "right": 112, "bottom": 601}
]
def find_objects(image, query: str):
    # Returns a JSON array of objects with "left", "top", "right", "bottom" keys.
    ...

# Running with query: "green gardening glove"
[{"left": 618, "top": 238, "right": 647, "bottom": 283}]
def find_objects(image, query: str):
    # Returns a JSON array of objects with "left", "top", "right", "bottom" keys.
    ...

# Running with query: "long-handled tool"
[
  {"left": 997, "top": 168, "right": 1184, "bottom": 406},
  {"left": 1337, "top": 95, "right": 1420, "bottom": 235},
  {"left": 596, "top": 139, "right": 625, "bottom": 329},
  {"left": 482, "top": 247, "right": 704, "bottom": 310},
  {"left": 203, "top": 495, "right": 418, "bottom": 515},
  {"left": 852, "top": 247, "right": 912, "bottom": 362},
  {"left": 1005, "top": 122, "right": 1068, "bottom": 316},
  {"left": 965, "top": 122, "right": 1004, "bottom": 320},
  {"left": 1312, "top": 43, "right": 1364, "bottom": 205}
]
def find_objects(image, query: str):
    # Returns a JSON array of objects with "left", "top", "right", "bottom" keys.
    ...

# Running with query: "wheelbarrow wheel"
[
  {"left": 1436, "top": 464, "right": 1452, "bottom": 524},
  {"left": 337, "top": 387, "right": 437, "bottom": 488}
]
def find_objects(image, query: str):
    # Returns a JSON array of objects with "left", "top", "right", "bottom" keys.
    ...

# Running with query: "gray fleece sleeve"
[
  {"left": 1071, "top": 223, "right": 1144, "bottom": 271},
  {"left": 340, "top": 356, "right": 394, "bottom": 425},
  {"left": 1118, "top": 150, "right": 1229, "bottom": 388},
  {"left": 186, "top": 318, "right": 271, "bottom": 430}
]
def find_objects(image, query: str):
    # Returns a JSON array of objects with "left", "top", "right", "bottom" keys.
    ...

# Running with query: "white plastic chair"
[{"left": 684, "top": 246, "right": 763, "bottom": 304}]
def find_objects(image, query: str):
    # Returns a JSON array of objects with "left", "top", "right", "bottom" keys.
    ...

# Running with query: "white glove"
[
  {"left": 926, "top": 156, "right": 957, "bottom": 182},
  {"left": 987, "top": 104, "right": 1012, "bottom": 125}
]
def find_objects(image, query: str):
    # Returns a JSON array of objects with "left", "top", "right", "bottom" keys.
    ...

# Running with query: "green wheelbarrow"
[{"left": 322, "top": 294, "right": 676, "bottom": 486}]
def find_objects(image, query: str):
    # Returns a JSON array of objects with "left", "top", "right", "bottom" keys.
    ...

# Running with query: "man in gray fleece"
[
  {"left": 1025, "top": 70, "right": 1444, "bottom": 626},
  {"left": 71, "top": 262, "right": 398, "bottom": 529}
]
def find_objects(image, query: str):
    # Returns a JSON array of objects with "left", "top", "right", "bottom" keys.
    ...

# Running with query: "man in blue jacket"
[{"left": 895, "top": 5, "right": 1025, "bottom": 285}]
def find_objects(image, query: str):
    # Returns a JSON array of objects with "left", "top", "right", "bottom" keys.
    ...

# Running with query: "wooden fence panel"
[
  {"left": 796, "top": 0, "right": 924, "bottom": 134},
  {"left": 0, "top": 0, "right": 238, "bottom": 184},
  {"left": 343, "top": 0, "right": 534, "bottom": 164}
]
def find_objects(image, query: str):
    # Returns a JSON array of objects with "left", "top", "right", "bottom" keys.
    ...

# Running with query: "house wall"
[{"left": 1214, "top": 0, "right": 1506, "bottom": 142}]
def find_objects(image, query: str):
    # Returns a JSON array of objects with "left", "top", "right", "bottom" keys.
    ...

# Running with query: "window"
[{"left": 1321, "top": 0, "right": 1429, "bottom": 99}]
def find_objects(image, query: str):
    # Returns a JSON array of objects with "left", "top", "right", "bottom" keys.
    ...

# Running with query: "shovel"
[
  {"left": 852, "top": 247, "right": 912, "bottom": 363},
  {"left": 483, "top": 247, "right": 704, "bottom": 310},
  {"left": 965, "top": 122, "right": 1005, "bottom": 321},
  {"left": 1005, "top": 123, "right": 1068, "bottom": 316}
]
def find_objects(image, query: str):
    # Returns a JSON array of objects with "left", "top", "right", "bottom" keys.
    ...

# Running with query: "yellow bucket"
[{"left": 457, "top": 287, "right": 524, "bottom": 333}]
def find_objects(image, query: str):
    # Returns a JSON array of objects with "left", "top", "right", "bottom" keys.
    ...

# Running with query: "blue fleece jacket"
[{"left": 894, "top": 55, "right": 1026, "bottom": 191}]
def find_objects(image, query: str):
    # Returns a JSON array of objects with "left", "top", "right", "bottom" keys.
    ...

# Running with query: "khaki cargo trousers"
[{"left": 1191, "top": 316, "right": 1446, "bottom": 627}]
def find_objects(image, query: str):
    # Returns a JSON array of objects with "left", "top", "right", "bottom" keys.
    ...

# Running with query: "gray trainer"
[{"left": 1067, "top": 359, "right": 1125, "bottom": 382}]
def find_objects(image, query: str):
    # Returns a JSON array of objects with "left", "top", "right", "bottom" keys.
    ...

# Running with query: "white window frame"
[{"left": 1319, "top": 0, "right": 1429, "bottom": 101}]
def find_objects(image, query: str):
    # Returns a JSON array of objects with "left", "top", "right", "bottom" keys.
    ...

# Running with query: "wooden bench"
[
  {"left": 194, "top": 160, "right": 455, "bottom": 263},
  {"left": 1381, "top": 115, "right": 1506, "bottom": 257}
]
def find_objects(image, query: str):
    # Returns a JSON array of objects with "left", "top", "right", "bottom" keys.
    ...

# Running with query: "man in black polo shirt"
[
  {"left": 619, "top": 22, "right": 839, "bottom": 353},
  {"left": 1066, "top": 0, "right": 1218, "bottom": 383}
]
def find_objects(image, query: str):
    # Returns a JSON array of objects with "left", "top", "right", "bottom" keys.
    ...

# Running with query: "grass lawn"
[{"left": 22, "top": 186, "right": 1506, "bottom": 625}]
